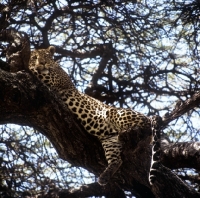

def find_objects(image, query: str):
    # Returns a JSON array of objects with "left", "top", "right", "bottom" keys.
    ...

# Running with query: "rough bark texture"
[
  {"left": 0, "top": 68, "right": 200, "bottom": 198},
  {"left": 0, "top": 29, "right": 200, "bottom": 197},
  {"left": 152, "top": 165, "right": 200, "bottom": 198},
  {"left": 161, "top": 141, "right": 200, "bottom": 170},
  {"left": 0, "top": 68, "right": 153, "bottom": 197}
]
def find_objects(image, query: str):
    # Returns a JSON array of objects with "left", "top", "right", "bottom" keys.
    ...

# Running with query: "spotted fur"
[
  {"left": 29, "top": 46, "right": 152, "bottom": 185},
  {"left": 149, "top": 115, "right": 162, "bottom": 185}
]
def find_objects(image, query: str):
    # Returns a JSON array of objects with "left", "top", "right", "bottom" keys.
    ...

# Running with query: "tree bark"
[
  {"left": 0, "top": 27, "right": 200, "bottom": 198},
  {"left": 0, "top": 68, "right": 200, "bottom": 197},
  {"left": 0, "top": 68, "right": 153, "bottom": 197},
  {"left": 161, "top": 141, "right": 200, "bottom": 170}
]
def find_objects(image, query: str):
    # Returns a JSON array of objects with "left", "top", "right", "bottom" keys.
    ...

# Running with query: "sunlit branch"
[{"left": 162, "top": 91, "right": 200, "bottom": 127}]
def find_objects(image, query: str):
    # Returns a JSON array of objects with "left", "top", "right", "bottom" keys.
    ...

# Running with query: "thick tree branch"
[
  {"left": 0, "top": 29, "right": 30, "bottom": 72},
  {"left": 59, "top": 182, "right": 126, "bottom": 198},
  {"left": 151, "top": 165, "right": 200, "bottom": 198},
  {"left": 0, "top": 69, "right": 105, "bottom": 169},
  {"left": 161, "top": 141, "right": 200, "bottom": 170},
  {"left": 1, "top": 28, "right": 200, "bottom": 198},
  {"left": 0, "top": 64, "right": 200, "bottom": 197},
  {"left": 0, "top": 68, "right": 155, "bottom": 197}
]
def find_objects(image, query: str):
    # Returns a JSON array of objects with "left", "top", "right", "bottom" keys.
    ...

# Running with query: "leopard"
[{"left": 29, "top": 46, "right": 160, "bottom": 186}]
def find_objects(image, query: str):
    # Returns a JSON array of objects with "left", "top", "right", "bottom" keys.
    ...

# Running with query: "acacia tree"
[{"left": 0, "top": 0, "right": 200, "bottom": 197}]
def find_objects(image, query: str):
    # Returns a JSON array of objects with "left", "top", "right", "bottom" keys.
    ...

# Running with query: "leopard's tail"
[{"left": 149, "top": 115, "right": 162, "bottom": 185}]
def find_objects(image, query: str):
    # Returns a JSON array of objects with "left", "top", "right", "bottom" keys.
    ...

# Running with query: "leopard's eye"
[{"left": 31, "top": 55, "right": 38, "bottom": 59}]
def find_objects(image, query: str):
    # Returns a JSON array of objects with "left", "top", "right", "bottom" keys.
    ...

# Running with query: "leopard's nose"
[{"left": 39, "top": 60, "right": 46, "bottom": 64}]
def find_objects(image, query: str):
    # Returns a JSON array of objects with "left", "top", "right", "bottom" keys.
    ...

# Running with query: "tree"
[{"left": 0, "top": 0, "right": 200, "bottom": 197}]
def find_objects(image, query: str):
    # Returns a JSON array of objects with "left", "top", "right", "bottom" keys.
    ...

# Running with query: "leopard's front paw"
[{"left": 98, "top": 173, "right": 110, "bottom": 186}]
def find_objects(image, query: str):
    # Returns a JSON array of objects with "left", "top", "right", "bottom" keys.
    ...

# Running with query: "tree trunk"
[{"left": 0, "top": 68, "right": 199, "bottom": 198}]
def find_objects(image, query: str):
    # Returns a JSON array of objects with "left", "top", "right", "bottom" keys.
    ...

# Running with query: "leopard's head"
[
  {"left": 29, "top": 46, "right": 56, "bottom": 72},
  {"left": 29, "top": 46, "right": 76, "bottom": 91}
]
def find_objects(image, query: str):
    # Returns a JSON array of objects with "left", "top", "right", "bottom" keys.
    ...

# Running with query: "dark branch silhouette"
[{"left": 0, "top": 1, "right": 200, "bottom": 197}]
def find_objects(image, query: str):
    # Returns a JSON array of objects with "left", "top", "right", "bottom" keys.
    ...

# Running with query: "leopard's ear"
[{"left": 48, "top": 46, "right": 55, "bottom": 55}]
